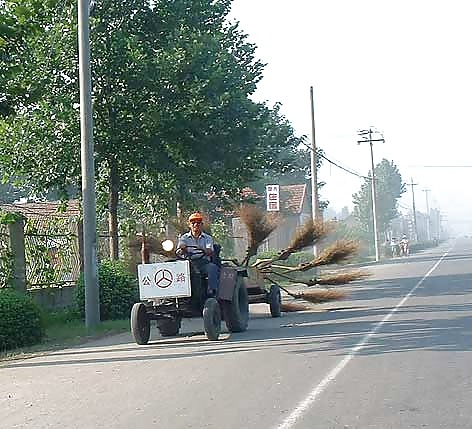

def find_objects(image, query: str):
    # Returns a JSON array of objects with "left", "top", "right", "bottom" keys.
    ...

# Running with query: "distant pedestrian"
[{"left": 390, "top": 237, "right": 399, "bottom": 257}]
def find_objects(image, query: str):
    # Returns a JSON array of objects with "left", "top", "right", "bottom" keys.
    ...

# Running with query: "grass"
[
  {"left": 0, "top": 312, "right": 130, "bottom": 362},
  {"left": 44, "top": 318, "right": 130, "bottom": 346}
]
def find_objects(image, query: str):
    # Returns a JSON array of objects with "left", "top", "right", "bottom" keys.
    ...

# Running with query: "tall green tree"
[
  {"left": 0, "top": 0, "right": 304, "bottom": 259},
  {"left": 352, "top": 158, "right": 406, "bottom": 243}
]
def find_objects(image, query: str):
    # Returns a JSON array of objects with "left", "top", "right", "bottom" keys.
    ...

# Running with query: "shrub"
[
  {"left": 76, "top": 260, "right": 139, "bottom": 320},
  {"left": 0, "top": 288, "right": 45, "bottom": 351}
]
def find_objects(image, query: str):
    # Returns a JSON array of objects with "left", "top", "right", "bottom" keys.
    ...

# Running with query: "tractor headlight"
[{"left": 162, "top": 239, "right": 174, "bottom": 252}]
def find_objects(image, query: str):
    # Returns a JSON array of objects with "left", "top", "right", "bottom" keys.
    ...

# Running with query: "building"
[{"left": 232, "top": 184, "right": 312, "bottom": 259}]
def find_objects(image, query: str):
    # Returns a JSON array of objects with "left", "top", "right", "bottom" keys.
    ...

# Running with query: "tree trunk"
[{"left": 108, "top": 160, "right": 120, "bottom": 260}]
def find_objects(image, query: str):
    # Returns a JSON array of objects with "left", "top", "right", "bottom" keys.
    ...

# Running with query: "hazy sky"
[{"left": 229, "top": 0, "right": 472, "bottom": 234}]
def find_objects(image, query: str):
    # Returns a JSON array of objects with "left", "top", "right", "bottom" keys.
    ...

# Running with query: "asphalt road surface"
[{"left": 2, "top": 239, "right": 472, "bottom": 429}]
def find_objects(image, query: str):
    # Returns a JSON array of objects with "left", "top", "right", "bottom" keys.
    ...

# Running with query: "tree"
[
  {"left": 0, "top": 0, "right": 305, "bottom": 259},
  {"left": 0, "top": 178, "right": 25, "bottom": 203},
  {"left": 352, "top": 159, "right": 406, "bottom": 244}
]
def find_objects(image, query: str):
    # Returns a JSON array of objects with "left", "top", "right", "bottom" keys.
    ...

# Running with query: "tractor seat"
[{"left": 212, "top": 243, "right": 222, "bottom": 267}]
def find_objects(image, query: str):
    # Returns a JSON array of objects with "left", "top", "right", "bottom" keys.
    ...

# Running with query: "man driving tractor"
[{"left": 177, "top": 212, "right": 220, "bottom": 296}]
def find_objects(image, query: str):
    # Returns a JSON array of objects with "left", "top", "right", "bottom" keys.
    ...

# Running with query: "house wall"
[{"left": 29, "top": 286, "right": 76, "bottom": 310}]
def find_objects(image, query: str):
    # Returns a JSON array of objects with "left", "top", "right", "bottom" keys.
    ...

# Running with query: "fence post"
[
  {"left": 9, "top": 217, "right": 26, "bottom": 293},
  {"left": 78, "top": 220, "right": 84, "bottom": 273}
]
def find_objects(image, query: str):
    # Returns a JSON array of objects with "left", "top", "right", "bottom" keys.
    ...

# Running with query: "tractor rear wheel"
[
  {"left": 203, "top": 298, "right": 221, "bottom": 341},
  {"left": 269, "top": 284, "right": 282, "bottom": 318},
  {"left": 222, "top": 276, "right": 249, "bottom": 332},
  {"left": 131, "top": 303, "right": 151, "bottom": 345}
]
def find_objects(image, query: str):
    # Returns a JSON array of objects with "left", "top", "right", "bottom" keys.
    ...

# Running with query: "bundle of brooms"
[
  {"left": 238, "top": 204, "right": 370, "bottom": 306},
  {"left": 239, "top": 204, "right": 278, "bottom": 266}
]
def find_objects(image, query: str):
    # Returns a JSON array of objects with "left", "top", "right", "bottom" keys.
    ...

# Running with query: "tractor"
[{"left": 131, "top": 241, "right": 249, "bottom": 344}]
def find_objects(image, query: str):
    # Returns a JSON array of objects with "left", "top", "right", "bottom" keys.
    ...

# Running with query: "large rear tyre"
[
  {"left": 269, "top": 284, "right": 282, "bottom": 318},
  {"left": 203, "top": 298, "right": 221, "bottom": 341},
  {"left": 131, "top": 303, "right": 150, "bottom": 345},
  {"left": 157, "top": 317, "right": 181, "bottom": 337},
  {"left": 222, "top": 276, "right": 249, "bottom": 332}
]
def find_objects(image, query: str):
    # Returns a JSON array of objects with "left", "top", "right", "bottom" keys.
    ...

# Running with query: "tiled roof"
[
  {"left": 280, "top": 184, "right": 307, "bottom": 214},
  {"left": 0, "top": 200, "right": 80, "bottom": 218},
  {"left": 240, "top": 187, "right": 261, "bottom": 200}
]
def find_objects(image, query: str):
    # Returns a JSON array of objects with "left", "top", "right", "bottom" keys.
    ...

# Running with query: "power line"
[
  {"left": 409, "top": 165, "right": 472, "bottom": 168},
  {"left": 398, "top": 202, "right": 412, "bottom": 211},
  {"left": 300, "top": 140, "right": 369, "bottom": 180},
  {"left": 320, "top": 153, "right": 371, "bottom": 180}
]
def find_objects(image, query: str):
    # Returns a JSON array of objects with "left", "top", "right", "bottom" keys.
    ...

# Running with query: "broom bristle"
[
  {"left": 317, "top": 270, "right": 371, "bottom": 285},
  {"left": 280, "top": 302, "right": 310, "bottom": 312},
  {"left": 295, "top": 288, "right": 348, "bottom": 304},
  {"left": 286, "top": 219, "right": 331, "bottom": 254},
  {"left": 277, "top": 240, "right": 360, "bottom": 273},
  {"left": 239, "top": 205, "right": 277, "bottom": 256},
  {"left": 127, "top": 234, "right": 177, "bottom": 257},
  {"left": 312, "top": 240, "right": 360, "bottom": 267}
]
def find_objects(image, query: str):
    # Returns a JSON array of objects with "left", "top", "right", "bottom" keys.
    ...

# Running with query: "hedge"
[
  {"left": 76, "top": 260, "right": 139, "bottom": 320},
  {"left": 0, "top": 288, "right": 44, "bottom": 351}
]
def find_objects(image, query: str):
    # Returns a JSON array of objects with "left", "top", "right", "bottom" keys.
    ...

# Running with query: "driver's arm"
[{"left": 177, "top": 236, "right": 187, "bottom": 254}]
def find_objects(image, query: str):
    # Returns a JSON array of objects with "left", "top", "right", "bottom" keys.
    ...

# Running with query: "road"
[{"left": 2, "top": 239, "right": 472, "bottom": 428}]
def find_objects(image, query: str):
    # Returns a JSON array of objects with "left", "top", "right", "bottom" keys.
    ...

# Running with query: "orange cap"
[{"left": 188, "top": 212, "right": 203, "bottom": 223}]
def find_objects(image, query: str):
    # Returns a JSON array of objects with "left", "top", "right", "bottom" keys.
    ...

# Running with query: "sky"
[{"left": 229, "top": 0, "right": 472, "bottom": 234}]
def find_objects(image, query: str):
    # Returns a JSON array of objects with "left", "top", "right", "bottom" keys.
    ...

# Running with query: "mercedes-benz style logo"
[{"left": 154, "top": 269, "right": 173, "bottom": 288}]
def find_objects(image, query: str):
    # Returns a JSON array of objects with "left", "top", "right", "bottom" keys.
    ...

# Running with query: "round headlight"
[{"left": 162, "top": 239, "right": 174, "bottom": 252}]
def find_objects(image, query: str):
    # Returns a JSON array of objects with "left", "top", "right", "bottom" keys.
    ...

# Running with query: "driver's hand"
[
  {"left": 180, "top": 245, "right": 187, "bottom": 254},
  {"left": 204, "top": 248, "right": 213, "bottom": 257}
]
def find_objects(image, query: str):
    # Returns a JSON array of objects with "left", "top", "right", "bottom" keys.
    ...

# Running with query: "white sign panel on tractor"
[
  {"left": 137, "top": 260, "right": 191, "bottom": 299},
  {"left": 266, "top": 184, "right": 280, "bottom": 212}
]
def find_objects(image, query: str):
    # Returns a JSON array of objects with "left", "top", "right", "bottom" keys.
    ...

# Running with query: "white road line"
[{"left": 276, "top": 249, "right": 451, "bottom": 429}]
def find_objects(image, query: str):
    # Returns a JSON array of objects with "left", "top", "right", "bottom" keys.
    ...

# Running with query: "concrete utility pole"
[
  {"left": 407, "top": 178, "right": 419, "bottom": 242},
  {"left": 310, "top": 86, "right": 321, "bottom": 255},
  {"left": 357, "top": 128, "right": 384, "bottom": 262},
  {"left": 423, "top": 188, "right": 431, "bottom": 241},
  {"left": 78, "top": 0, "right": 99, "bottom": 328}
]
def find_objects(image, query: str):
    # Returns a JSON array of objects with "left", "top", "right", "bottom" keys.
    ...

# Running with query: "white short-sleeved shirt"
[{"left": 178, "top": 232, "right": 214, "bottom": 260}]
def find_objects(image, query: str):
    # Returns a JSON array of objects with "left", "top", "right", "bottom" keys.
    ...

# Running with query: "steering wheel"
[{"left": 176, "top": 245, "right": 206, "bottom": 260}]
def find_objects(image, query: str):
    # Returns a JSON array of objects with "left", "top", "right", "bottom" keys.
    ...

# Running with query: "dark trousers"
[{"left": 193, "top": 260, "right": 220, "bottom": 292}]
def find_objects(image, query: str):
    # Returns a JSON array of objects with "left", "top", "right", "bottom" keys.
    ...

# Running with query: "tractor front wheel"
[
  {"left": 203, "top": 298, "right": 221, "bottom": 341},
  {"left": 131, "top": 303, "right": 151, "bottom": 345}
]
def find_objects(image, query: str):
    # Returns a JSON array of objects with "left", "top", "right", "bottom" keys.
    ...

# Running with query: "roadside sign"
[
  {"left": 137, "top": 260, "right": 191, "bottom": 299},
  {"left": 266, "top": 184, "right": 280, "bottom": 211}
]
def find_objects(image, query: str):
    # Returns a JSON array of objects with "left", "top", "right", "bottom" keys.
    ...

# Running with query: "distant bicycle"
[{"left": 399, "top": 237, "right": 409, "bottom": 257}]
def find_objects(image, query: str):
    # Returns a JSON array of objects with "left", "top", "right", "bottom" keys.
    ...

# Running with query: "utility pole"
[
  {"left": 357, "top": 127, "right": 384, "bottom": 262},
  {"left": 78, "top": 0, "right": 99, "bottom": 328},
  {"left": 310, "top": 86, "right": 321, "bottom": 255},
  {"left": 423, "top": 188, "right": 431, "bottom": 241},
  {"left": 407, "top": 178, "right": 419, "bottom": 242}
]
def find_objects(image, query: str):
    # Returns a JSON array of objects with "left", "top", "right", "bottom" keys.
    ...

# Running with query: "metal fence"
[
  {"left": 24, "top": 216, "right": 81, "bottom": 289},
  {"left": 0, "top": 223, "right": 11, "bottom": 288}
]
